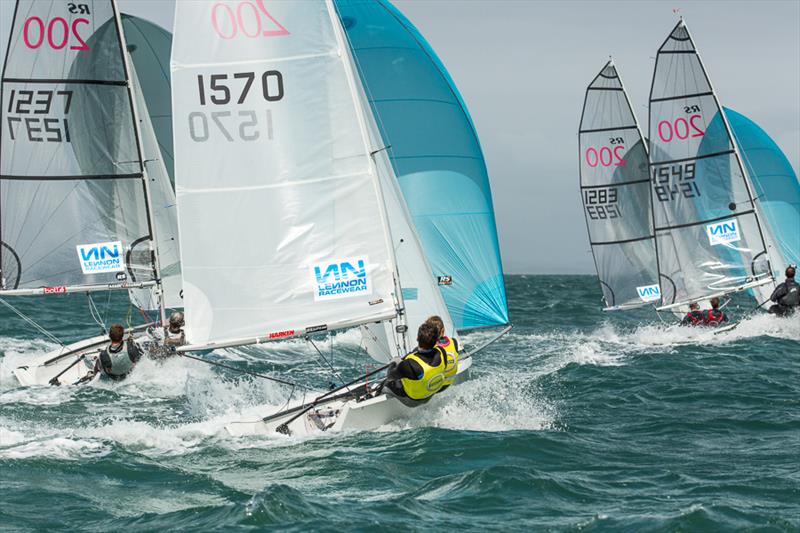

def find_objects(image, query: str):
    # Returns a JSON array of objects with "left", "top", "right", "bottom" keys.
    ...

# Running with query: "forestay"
[
  {"left": 0, "top": 0, "right": 159, "bottom": 296},
  {"left": 171, "top": 0, "right": 400, "bottom": 348},
  {"left": 333, "top": 0, "right": 508, "bottom": 331},
  {"left": 579, "top": 61, "right": 659, "bottom": 310},
  {"left": 648, "top": 20, "right": 772, "bottom": 309}
]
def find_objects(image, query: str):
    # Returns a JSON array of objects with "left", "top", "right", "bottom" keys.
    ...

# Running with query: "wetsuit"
[
  {"left": 98, "top": 339, "right": 142, "bottom": 381},
  {"left": 681, "top": 310, "right": 705, "bottom": 326},
  {"left": 768, "top": 278, "right": 800, "bottom": 317}
]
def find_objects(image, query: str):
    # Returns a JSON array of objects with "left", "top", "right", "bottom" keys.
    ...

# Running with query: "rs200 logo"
[
  {"left": 311, "top": 256, "right": 371, "bottom": 301},
  {"left": 706, "top": 219, "right": 740, "bottom": 246},
  {"left": 76, "top": 241, "right": 124, "bottom": 274}
]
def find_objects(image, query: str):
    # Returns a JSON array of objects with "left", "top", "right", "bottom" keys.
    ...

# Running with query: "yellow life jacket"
[
  {"left": 400, "top": 347, "right": 446, "bottom": 400},
  {"left": 437, "top": 336, "right": 459, "bottom": 386}
]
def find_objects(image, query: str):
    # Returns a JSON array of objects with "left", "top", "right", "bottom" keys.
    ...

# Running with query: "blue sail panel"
[
  {"left": 334, "top": 0, "right": 508, "bottom": 329},
  {"left": 726, "top": 108, "right": 800, "bottom": 268}
]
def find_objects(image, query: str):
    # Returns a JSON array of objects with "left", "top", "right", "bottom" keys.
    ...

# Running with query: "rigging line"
[
  {"left": 306, "top": 334, "right": 346, "bottom": 386},
  {"left": 0, "top": 296, "right": 65, "bottom": 346},
  {"left": 180, "top": 351, "right": 309, "bottom": 390},
  {"left": 86, "top": 293, "right": 107, "bottom": 335}
]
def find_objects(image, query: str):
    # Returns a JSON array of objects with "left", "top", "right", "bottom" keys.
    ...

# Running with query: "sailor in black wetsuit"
[
  {"left": 96, "top": 324, "right": 143, "bottom": 381},
  {"left": 769, "top": 266, "right": 799, "bottom": 317},
  {"left": 681, "top": 302, "right": 704, "bottom": 326}
]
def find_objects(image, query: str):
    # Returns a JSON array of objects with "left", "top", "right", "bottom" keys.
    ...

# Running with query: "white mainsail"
[
  {"left": 0, "top": 0, "right": 165, "bottom": 319},
  {"left": 648, "top": 20, "right": 775, "bottom": 310},
  {"left": 579, "top": 60, "right": 660, "bottom": 310},
  {"left": 171, "top": 0, "right": 405, "bottom": 349}
]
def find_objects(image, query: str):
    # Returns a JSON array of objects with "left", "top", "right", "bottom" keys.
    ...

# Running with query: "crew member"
[
  {"left": 768, "top": 265, "right": 799, "bottom": 317},
  {"left": 681, "top": 302, "right": 704, "bottom": 326},
  {"left": 703, "top": 297, "right": 727, "bottom": 326},
  {"left": 426, "top": 315, "right": 459, "bottom": 389},
  {"left": 97, "top": 324, "right": 142, "bottom": 381},
  {"left": 164, "top": 311, "right": 186, "bottom": 348},
  {"left": 385, "top": 322, "right": 446, "bottom": 403}
]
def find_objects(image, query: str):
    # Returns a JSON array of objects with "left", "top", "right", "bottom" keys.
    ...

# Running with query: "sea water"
[{"left": 1, "top": 275, "right": 798, "bottom": 531}]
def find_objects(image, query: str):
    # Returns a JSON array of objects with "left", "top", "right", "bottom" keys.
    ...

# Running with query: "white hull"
[
  {"left": 13, "top": 326, "right": 157, "bottom": 386},
  {"left": 226, "top": 356, "right": 473, "bottom": 437}
]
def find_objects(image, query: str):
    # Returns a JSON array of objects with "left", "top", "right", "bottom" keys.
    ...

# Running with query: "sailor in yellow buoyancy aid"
[
  {"left": 426, "top": 315, "right": 459, "bottom": 388},
  {"left": 385, "top": 322, "right": 447, "bottom": 401}
]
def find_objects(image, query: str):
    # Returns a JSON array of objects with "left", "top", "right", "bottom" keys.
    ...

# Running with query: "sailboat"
[
  {"left": 578, "top": 60, "right": 661, "bottom": 310},
  {"left": 171, "top": 0, "right": 508, "bottom": 436},
  {"left": 647, "top": 19, "right": 782, "bottom": 314},
  {"left": 1, "top": 0, "right": 180, "bottom": 385}
]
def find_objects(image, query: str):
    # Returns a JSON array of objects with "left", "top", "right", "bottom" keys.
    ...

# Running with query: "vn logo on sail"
[
  {"left": 76, "top": 241, "right": 125, "bottom": 274},
  {"left": 706, "top": 219, "right": 741, "bottom": 246},
  {"left": 311, "top": 256, "right": 372, "bottom": 301},
  {"left": 636, "top": 284, "right": 661, "bottom": 302}
]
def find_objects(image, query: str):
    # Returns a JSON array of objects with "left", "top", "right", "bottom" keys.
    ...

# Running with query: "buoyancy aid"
[
  {"left": 99, "top": 340, "right": 140, "bottom": 380},
  {"left": 400, "top": 346, "right": 446, "bottom": 400},
  {"left": 437, "top": 336, "right": 459, "bottom": 386},
  {"left": 779, "top": 279, "right": 800, "bottom": 307},
  {"left": 164, "top": 327, "right": 186, "bottom": 347},
  {"left": 703, "top": 309, "right": 725, "bottom": 326}
]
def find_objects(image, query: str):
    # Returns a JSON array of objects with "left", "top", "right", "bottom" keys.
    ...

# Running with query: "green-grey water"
[{"left": 1, "top": 275, "right": 799, "bottom": 531}]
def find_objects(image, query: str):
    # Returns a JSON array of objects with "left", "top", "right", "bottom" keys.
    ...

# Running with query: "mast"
[
  {"left": 112, "top": 1, "right": 167, "bottom": 328},
  {"left": 326, "top": 0, "right": 407, "bottom": 354}
]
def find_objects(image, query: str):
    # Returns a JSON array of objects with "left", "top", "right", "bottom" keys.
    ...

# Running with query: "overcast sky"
[{"left": 1, "top": 0, "right": 798, "bottom": 274}]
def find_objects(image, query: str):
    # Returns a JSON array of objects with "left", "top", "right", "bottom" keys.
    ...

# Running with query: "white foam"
[{"left": 1, "top": 436, "right": 109, "bottom": 460}]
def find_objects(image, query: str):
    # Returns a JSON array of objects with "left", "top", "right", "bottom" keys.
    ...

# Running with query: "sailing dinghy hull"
[
  {"left": 13, "top": 325, "right": 157, "bottom": 386},
  {"left": 225, "top": 357, "right": 473, "bottom": 437}
]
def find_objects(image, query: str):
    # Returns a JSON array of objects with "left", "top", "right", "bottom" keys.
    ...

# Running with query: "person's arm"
[
  {"left": 397, "top": 358, "right": 423, "bottom": 380},
  {"left": 771, "top": 282, "right": 787, "bottom": 302},
  {"left": 126, "top": 338, "right": 143, "bottom": 363}
]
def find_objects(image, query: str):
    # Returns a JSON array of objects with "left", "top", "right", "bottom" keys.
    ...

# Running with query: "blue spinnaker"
[
  {"left": 121, "top": 14, "right": 174, "bottom": 186},
  {"left": 727, "top": 108, "right": 800, "bottom": 268},
  {"left": 334, "top": 0, "right": 508, "bottom": 330}
]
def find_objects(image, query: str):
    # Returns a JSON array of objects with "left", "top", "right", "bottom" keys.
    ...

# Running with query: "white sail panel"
[
  {"left": 648, "top": 21, "right": 771, "bottom": 308},
  {"left": 579, "top": 61, "right": 659, "bottom": 310},
  {"left": 1, "top": 0, "right": 155, "bottom": 292},
  {"left": 171, "top": 0, "right": 397, "bottom": 345}
]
